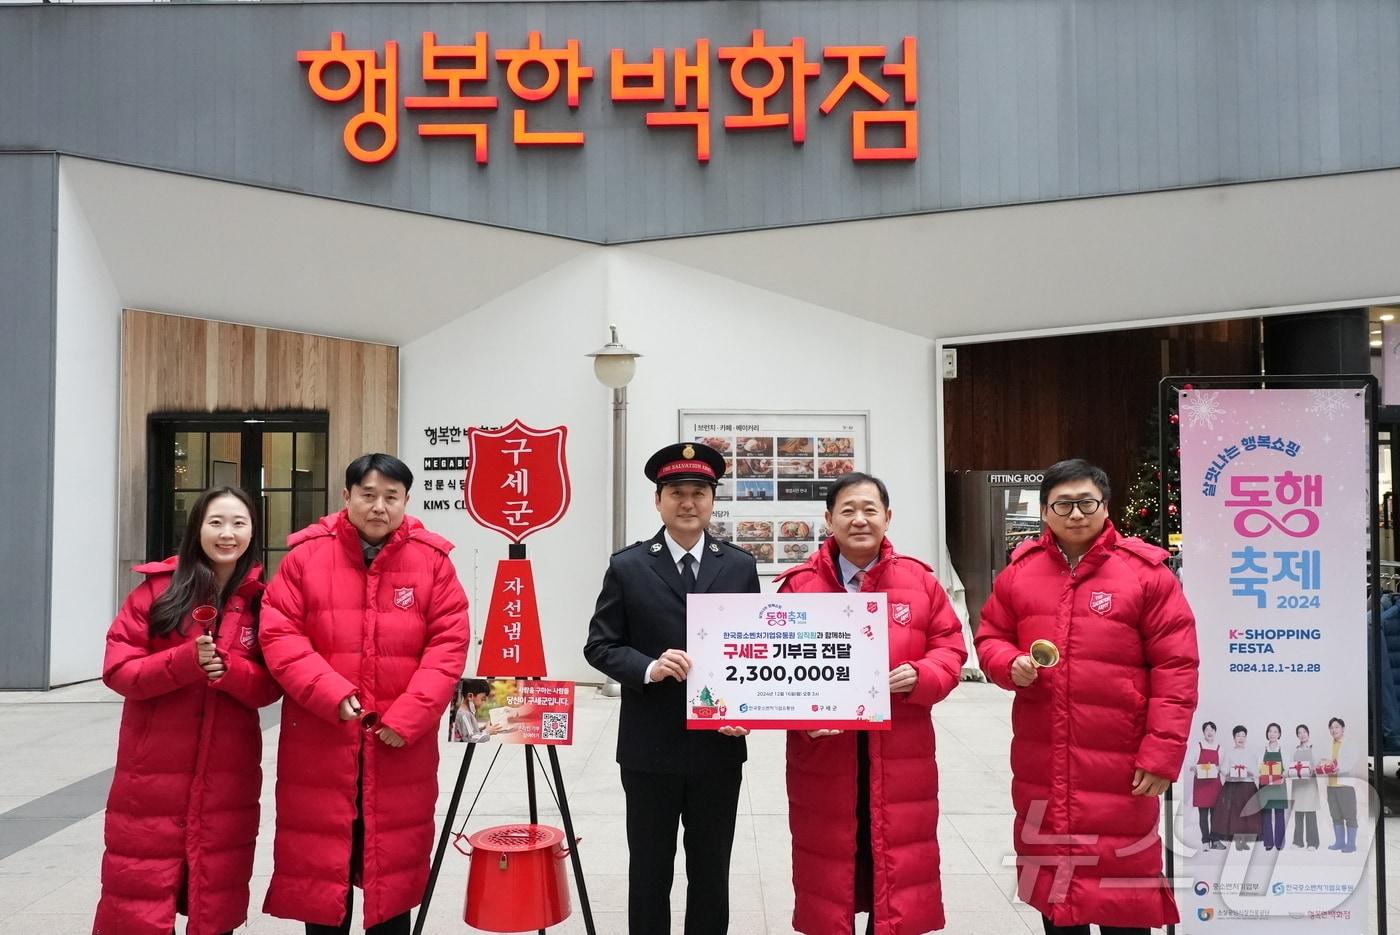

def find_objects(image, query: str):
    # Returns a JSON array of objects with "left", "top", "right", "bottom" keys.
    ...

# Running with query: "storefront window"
[{"left": 148, "top": 414, "right": 329, "bottom": 576}]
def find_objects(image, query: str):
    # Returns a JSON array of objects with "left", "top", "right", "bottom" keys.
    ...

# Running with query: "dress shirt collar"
[
  {"left": 360, "top": 535, "right": 385, "bottom": 566},
  {"left": 663, "top": 529, "right": 705, "bottom": 569},
  {"left": 837, "top": 552, "right": 875, "bottom": 591}
]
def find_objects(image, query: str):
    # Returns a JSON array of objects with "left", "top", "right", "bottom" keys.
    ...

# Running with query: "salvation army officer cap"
[{"left": 644, "top": 442, "right": 727, "bottom": 485}]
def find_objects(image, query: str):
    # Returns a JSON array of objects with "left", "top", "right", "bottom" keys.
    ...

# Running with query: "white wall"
[
  {"left": 399, "top": 250, "right": 937, "bottom": 683},
  {"left": 70, "top": 159, "right": 1400, "bottom": 351},
  {"left": 637, "top": 168, "right": 1400, "bottom": 342},
  {"left": 399, "top": 254, "right": 614, "bottom": 682},
  {"left": 606, "top": 250, "right": 937, "bottom": 574},
  {"left": 51, "top": 165, "right": 122, "bottom": 685}
]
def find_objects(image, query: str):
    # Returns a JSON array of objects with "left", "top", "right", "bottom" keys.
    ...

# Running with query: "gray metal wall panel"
[
  {"left": 0, "top": 153, "right": 55, "bottom": 690},
  {"left": 2, "top": 0, "right": 1399, "bottom": 243}
]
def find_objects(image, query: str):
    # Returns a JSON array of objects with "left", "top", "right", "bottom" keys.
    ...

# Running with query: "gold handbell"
[{"left": 1029, "top": 639, "right": 1061, "bottom": 669}]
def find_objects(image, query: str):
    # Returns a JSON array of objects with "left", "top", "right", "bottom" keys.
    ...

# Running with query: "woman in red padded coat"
[
  {"left": 95, "top": 485, "right": 280, "bottom": 935},
  {"left": 776, "top": 473, "right": 966, "bottom": 935}
]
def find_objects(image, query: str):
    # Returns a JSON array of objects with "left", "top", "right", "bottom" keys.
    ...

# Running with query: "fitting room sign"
[{"left": 297, "top": 30, "right": 919, "bottom": 165}]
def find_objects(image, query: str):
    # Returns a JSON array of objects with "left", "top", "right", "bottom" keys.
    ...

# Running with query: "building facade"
[{"left": 3, "top": 0, "right": 1400, "bottom": 688}]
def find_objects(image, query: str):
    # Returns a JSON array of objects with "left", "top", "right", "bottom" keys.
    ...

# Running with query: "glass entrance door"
[
  {"left": 148, "top": 413, "right": 329, "bottom": 575},
  {"left": 259, "top": 428, "right": 329, "bottom": 573}
]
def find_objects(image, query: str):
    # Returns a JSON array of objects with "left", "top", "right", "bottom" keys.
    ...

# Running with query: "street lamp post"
[{"left": 587, "top": 325, "right": 641, "bottom": 698}]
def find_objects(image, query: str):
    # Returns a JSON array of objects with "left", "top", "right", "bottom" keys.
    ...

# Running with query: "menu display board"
[{"left": 678, "top": 410, "right": 870, "bottom": 575}]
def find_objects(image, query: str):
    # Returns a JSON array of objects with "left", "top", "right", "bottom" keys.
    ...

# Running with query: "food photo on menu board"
[
  {"left": 736, "top": 436, "right": 775, "bottom": 457},
  {"left": 777, "top": 458, "right": 815, "bottom": 478},
  {"left": 736, "top": 520, "right": 774, "bottom": 541},
  {"left": 778, "top": 520, "right": 812, "bottom": 540},
  {"left": 819, "top": 457, "right": 856, "bottom": 477},
  {"left": 737, "top": 542, "right": 775, "bottom": 562},
  {"left": 780, "top": 542, "right": 813, "bottom": 563},
  {"left": 681, "top": 411, "right": 868, "bottom": 575},
  {"left": 737, "top": 458, "right": 774, "bottom": 478},
  {"left": 737, "top": 480, "right": 776, "bottom": 501}
]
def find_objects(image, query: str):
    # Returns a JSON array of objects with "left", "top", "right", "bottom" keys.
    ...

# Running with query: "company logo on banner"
[{"left": 1179, "top": 388, "right": 1370, "bottom": 933}]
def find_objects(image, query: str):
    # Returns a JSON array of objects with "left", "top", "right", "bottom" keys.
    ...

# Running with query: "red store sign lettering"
[{"left": 298, "top": 29, "right": 919, "bottom": 164}]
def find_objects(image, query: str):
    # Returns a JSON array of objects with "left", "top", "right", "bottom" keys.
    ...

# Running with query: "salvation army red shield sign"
[{"left": 465, "top": 420, "right": 571, "bottom": 543}]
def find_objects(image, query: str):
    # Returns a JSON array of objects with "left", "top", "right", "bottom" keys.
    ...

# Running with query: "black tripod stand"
[{"left": 413, "top": 542, "right": 595, "bottom": 935}]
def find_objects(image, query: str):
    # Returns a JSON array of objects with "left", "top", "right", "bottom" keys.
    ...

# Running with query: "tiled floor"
[{"left": 1, "top": 680, "right": 1396, "bottom": 934}]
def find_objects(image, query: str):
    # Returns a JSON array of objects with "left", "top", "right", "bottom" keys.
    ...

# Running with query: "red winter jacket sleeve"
[
  {"left": 906, "top": 573, "right": 968, "bottom": 708},
  {"left": 381, "top": 552, "right": 470, "bottom": 745},
  {"left": 103, "top": 582, "right": 206, "bottom": 700},
  {"left": 973, "top": 561, "right": 1024, "bottom": 691},
  {"left": 212, "top": 650, "right": 283, "bottom": 710},
  {"left": 259, "top": 548, "right": 358, "bottom": 723},
  {"left": 1133, "top": 562, "right": 1200, "bottom": 779}
]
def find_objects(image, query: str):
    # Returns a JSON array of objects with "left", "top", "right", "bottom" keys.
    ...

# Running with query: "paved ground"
[{"left": 1, "top": 679, "right": 1396, "bottom": 934}]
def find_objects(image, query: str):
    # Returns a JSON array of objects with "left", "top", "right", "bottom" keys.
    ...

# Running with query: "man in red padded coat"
[
  {"left": 975, "top": 458, "right": 1199, "bottom": 935},
  {"left": 260, "top": 453, "right": 470, "bottom": 935}
]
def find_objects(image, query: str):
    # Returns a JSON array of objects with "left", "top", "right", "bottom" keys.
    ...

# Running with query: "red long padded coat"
[
  {"left": 776, "top": 536, "right": 967, "bottom": 935},
  {"left": 95, "top": 559, "right": 280, "bottom": 935},
  {"left": 974, "top": 522, "right": 1199, "bottom": 929},
  {"left": 259, "top": 512, "right": 469, "bottom": 929}
]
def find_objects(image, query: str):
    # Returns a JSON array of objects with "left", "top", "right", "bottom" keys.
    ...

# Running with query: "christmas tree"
[{"left": 1118, "top": 404, "right": 1182, "bottom": 547}]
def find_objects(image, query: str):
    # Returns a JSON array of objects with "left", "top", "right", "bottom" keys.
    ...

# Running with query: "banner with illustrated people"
[{"left": 1179, "top": 387, "right": 1370, "bottom": 932}]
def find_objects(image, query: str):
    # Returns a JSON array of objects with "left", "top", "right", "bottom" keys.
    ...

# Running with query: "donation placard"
[
  {"left": 685, "top": 592, "right": 892, "bottom": 730},
  {"left": 1179, "top": 387, "right": 1370, "bottom": 933}
]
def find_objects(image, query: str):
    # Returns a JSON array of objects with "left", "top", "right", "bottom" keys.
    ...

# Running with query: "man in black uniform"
[{"left": 584, "top": 442, "right": 761, "bottom": 935}]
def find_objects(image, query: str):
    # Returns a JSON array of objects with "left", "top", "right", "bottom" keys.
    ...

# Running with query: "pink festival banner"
[{"left": 1179, "top": 388, "right": 1371, "bottom": 933}]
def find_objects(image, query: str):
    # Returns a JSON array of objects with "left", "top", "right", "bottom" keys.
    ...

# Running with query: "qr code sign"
[{"left": 541, "top": 712, "right": 570, "bottom": 742}]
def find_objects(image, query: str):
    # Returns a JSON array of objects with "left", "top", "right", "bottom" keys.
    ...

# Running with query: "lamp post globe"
[{"left": 587, "top": 325, "right": 640, "bottom": 389}]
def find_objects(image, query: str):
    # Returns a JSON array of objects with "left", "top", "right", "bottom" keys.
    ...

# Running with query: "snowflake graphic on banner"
[
  {"left": 1305, "top": 389, "right": 1351, "bottom": 421},
  {"left": 1181, "top": 391, "right": 1225, "bottom": 430}
]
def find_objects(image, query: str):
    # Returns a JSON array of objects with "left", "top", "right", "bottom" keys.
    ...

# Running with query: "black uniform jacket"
[{"left": 584, "top": 528, "right": 761, "bottom": 774}]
